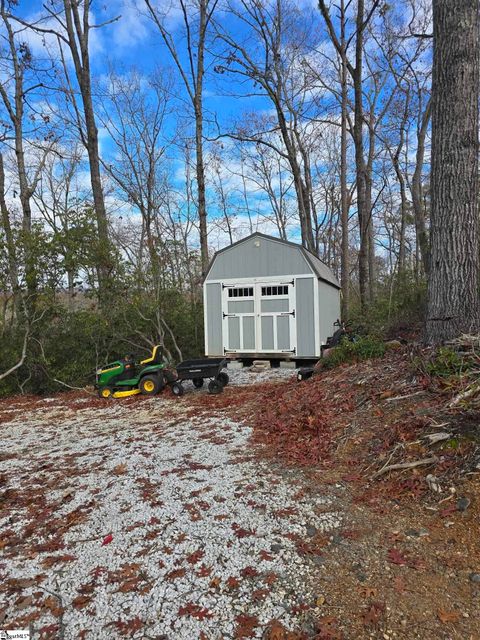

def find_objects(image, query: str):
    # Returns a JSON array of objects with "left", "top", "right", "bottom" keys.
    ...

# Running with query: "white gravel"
[{"left": 0, "top": 370, "right": 340, "bottom": 639}]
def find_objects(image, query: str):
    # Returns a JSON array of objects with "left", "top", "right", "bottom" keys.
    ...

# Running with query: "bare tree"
[
  {"left": 425, "top": 0, "right": 480, "bottom": 343},
  {"left": 99, "top": 69, "right": 171, "bottom": 278},
  {"left": 214, "top": 0, "right": 320, "bottom": 253},
  {"left": 319, "top": 0, "right": 381, "bottom": 309},
  {"left": 144, "top": 0, "right": 218, "bottom": 276},
  {"left": 0, "top": 2, "right": 56, "bottom": 297},
  {"left": 14, "top": 0, "right": 121, "bottom": 297}
]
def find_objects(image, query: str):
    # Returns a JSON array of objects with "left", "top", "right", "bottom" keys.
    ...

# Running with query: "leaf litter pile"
[{"left": 1, "top": 351, "right": 480, "bottom": 639}]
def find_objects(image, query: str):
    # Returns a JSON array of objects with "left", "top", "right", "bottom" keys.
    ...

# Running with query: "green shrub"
[
  {"left": 322, "top": 335, "right": 386, "bottom": 369},
  {"left": 415, "top": 347, "right": 466, "bottom": 380}
]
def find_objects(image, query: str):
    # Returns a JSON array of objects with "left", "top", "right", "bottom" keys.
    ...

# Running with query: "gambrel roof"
[{"left": 205, "top": 232, "right": 340, "bottom": 289}]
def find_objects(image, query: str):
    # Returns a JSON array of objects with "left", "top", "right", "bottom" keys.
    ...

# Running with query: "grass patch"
[{"left": 322, "top": 335, "right": 386, "bottom": 369}]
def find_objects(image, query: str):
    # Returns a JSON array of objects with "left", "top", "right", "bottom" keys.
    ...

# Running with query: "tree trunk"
[
  {"left": 63, "top": 0, "right": 111, "bottom": 297},
  {"left": 425, "top": 0, "right": 480, "bottom": 343},
  {"left": 352, "top": 0, "right": 369, "bottom": 309},
  {"left": 195, "top": 0, "right": 210, "bottom": 276},
  {"left": 411, "top": 97, "right": 431, "bottom": 275},
  {"left": 0, "top": 153, "right": 20, "bottom": 295},
  {"left": 339, "top": 0, "right": 349, "bottom": 320},
  {"left": 195, "top": 99, "right": 209, "bottom": 275}
]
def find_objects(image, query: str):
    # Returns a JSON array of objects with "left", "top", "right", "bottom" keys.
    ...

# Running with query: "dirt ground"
[{"left": 1, "top": 357, "right": 479, "bottom": 639}]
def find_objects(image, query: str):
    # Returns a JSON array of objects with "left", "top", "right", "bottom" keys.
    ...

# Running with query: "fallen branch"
[
  {"left": 384, "top": 390, "right": 426, "bottom": 403},
  {"left": 372, "top": 456, "right": 438, "bottom": 478},
  {"left": 448, "top": 383, "right": 480, "bottom": 407},
  {"left": 53, "top": 378, "right": 96, "bottom": 396}
]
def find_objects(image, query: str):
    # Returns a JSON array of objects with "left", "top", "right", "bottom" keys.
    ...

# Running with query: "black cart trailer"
[{"left": 170, "top": 358, "right": 229, "bottom": 396}]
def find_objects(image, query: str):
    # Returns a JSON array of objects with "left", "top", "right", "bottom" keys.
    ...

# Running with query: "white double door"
[{"left": 222, "top": 280, "right": 296, "bottom": 353}]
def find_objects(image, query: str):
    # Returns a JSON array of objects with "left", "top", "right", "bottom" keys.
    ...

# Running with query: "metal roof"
[{"left": 205, "top": 232, "right": 340, "bottom": 289}]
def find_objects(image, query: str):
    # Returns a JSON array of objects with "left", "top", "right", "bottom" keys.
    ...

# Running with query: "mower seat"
[{"left": 140, "top": 345, "right": 162, "bottom": 366}]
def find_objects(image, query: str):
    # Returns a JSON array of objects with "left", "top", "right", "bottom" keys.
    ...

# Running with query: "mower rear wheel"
[
  {"left": 171, "top": 382, "right": 185, "bottom": 397},
  {"left": 193, "top": 378, "right": 204, "bottom": 389},
  {"left": 217, "top": 372, "right": 229, "bottom": 387},
  {"left": 208, "top": 379, "right": 223, "bottom": 394},
  {"left": 139, "top": 375, "right": 161, "bottom": 396},
  {"left": 98, "top": 386, "right": 113, "bottom": 399}
]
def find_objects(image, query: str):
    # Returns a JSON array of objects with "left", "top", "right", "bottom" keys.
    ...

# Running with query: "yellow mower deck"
[{"left": 112, "top": 388, "right": 141, "bottom": 399}]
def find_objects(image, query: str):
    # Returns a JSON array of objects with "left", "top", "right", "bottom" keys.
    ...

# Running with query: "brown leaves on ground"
[
  {"left": 437, "top": 609, "right": 460, "bottom": 624},
  {"left": 263, "top": 620, "right": 307, "bottom": 639},
  {"left": 387, "top": 548, "right": 425, "bottom": 569},
  {"left": 234, "top": 613, "right": 259, "bottom": 638},
  {"left": 165, "top": 568, "right": 186, "bottom": 581},
  {"left": 177, "top": 602, "right": 213, "bottom": 620},
  {"left": 112, "top": 463, "right": 128, "bottom": 475}
]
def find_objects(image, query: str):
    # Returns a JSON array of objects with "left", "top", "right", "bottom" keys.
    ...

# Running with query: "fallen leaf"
[
  {"left": 226, "top": 576, "right": 240, "bottom": 590},
  {"left": 101, "top": 534, "right": 113, "bottom": 546},
  {"left": 263, "top": 619, "right": 287, "bottom": 640},
  {"left": 72, "top": 595, "right": 92, "bottom": 610},
  {"left": 362, "top": 601, "right": 385, "bottom": 627},
  {"left": 437, "top": 609, "right": 460, "bottom": 624},
  {"left": 112, "top": 463, "right": 127, "bottom": 475},
  {"left": 235, "top": 613, "right": 258, "bottom": 638},
  {"left": 240, "top": 566, "right": 258, "bottom": 578},
  {"left": 165, "top": 568, "right": 186, "bottom": 581},
  {"left": 387, "top": 547, "right": 425, "bottom": 570},
  {"left": 252, "top": 588, "right": 269, "bottom": 601},
  {"left": 178, "top": 603, "right": 213, "bottom": 620},
  {"left": 186, "top": 549, "right": 204, "bottom": 564},
  {"left": 440, "top": 503, "right": 458, "bottom": 518},
  {"left": 358, "top": 586, "right": 377, "bottom": 598}
]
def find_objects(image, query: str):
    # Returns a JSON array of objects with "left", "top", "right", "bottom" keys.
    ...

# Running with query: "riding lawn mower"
[{"left": 95, "top": 346, "right": 174, "bottom": 398}]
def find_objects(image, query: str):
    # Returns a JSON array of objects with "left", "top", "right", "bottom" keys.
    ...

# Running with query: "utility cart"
[{"left": 170, "top": 357, "right": 229, "bottom": 396}]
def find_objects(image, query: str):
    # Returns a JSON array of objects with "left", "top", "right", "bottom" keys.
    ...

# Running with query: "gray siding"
[
  {"left": 319, "top": 282, "right": 341, "bottom": 345},
  {"left": 206, "top": 236, "right": 313, "bottom": 280},
  {"left": 205, "top": 283, "right": 223, "bottom": 355},
  {"left": 296, "top": 278, "right": 316, "bottom": 357}
]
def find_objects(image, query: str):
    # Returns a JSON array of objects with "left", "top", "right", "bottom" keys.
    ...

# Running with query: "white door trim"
[{"left": 220, "top": 277, "right": 298, "bottom": 354}]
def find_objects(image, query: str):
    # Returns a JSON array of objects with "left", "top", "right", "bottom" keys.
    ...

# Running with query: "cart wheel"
[
  {"left": 139, "top": 375, "right": 161, "bottom": 396},
  {"left": 98, "top": 386, "right": 113, "bottom": 399},
  {"left": 193, "top": 378, "right": 204, "bottom": 389},
  {"left": 171, "top": 382, "right": 185, "bottom": 397},
  {"left": 217, "top": 372, "right": 229, "bottom": 387},
  {"left": 208, "top": 379, "right": 223, "bottom": 394}
]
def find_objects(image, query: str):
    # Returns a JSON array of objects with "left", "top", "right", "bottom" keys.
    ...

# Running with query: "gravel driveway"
[{"left": 1, "top": 371, "right": 341, "bottom": 639}]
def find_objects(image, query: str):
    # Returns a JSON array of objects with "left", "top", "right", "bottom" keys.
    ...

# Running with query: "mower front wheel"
[
  {"left": 171, "top": 382, "right": 185, "bottom": 397},
  {"left": 98, "top": 386, "right": 113, "bottom": 399},
  {"left": 139, "top": 375, "right": 161, "bottom": 396}
]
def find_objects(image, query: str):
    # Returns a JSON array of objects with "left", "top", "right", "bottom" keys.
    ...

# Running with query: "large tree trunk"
[{"left": 425, "top": 0, "right": 480, "bottom": 343}]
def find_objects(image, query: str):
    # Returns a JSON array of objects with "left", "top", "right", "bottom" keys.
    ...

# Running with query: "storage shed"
[{"left": 203, "top": 232, "right": 341, "bottom": 360}]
